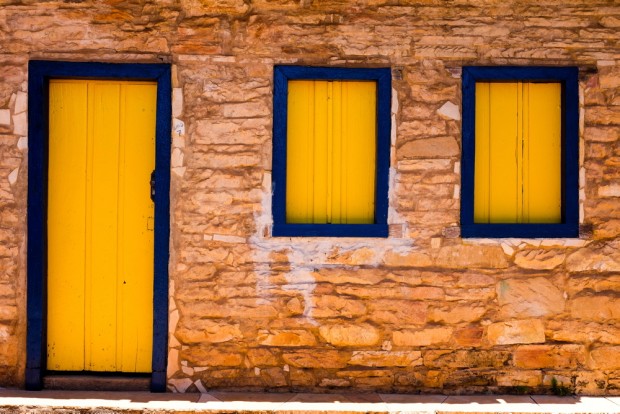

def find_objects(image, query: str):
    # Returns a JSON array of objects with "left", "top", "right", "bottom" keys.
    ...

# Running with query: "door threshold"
[{"left": 43, "top": 374, "right": 151, "bottom": 391}]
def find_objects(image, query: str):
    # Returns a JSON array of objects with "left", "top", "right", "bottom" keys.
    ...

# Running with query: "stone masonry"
[{"left": 0, "top": 0, "right": 619, "bottom": 395}]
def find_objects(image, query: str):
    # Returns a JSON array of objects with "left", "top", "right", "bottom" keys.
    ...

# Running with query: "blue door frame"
[{"left": 26, "top": 61, "right": 171, "bottom": 392}]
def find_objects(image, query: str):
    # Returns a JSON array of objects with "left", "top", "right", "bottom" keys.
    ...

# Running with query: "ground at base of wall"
[{"left": 1, "top": 389, "right": 620, "bottom": 414}]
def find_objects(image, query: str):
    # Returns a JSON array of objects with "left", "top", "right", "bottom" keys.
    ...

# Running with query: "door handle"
[{"left": 150, "top": 170, "right": 156, "bottom": 202}]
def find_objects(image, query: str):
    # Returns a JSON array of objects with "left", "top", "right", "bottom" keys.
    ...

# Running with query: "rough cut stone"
[
  {"left": 497, "top": 277, "right": 565, "bottom": 318},
  {"left": 487, "top": 319, "right": 545, "bottom": 345},
  {"left": 514, "top": 249, "right": 566, "bottom": 270},
  {"left": 319, "top": 324, "right": 380, "bottom": 347},
  {"left": 348, "top": 351, "right": 422, "bottom": 367}
]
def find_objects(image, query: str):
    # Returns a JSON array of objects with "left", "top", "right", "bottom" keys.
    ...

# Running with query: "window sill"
[
  {"left": 460, "top": 223, "right": 579, "bottom": 238},
  {"left": 272, "top": 223, "right": 389, "bottom": 238}
]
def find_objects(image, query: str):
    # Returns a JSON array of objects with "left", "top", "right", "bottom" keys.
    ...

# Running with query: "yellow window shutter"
[
  {"left": 286, "top": 80, "right": 376, "bottom": 224},
  {"left": 474, "top": 82, "right": 561, "bottom": 224}
]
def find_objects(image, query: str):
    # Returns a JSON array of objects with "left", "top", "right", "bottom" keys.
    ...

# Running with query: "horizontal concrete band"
[{"left": 1, "top": 390, "right": 620, "bottom": 413}]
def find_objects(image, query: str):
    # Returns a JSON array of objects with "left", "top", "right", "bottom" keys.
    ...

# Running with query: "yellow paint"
[
  {"left": 286, "top": 80, "right": 376, "bottom": 224},
  {"left": 47, "top": 80, "right": 156, "bottom": 372},
  {"left": 474, "top": 82, "right": 561, "bottom": 224}
]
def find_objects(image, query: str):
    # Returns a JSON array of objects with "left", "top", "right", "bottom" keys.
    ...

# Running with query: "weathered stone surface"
[
  {"left": 514, "top": 249, "right": 566, "bottom": 270},
  {"left": 497, "top": 277, "right": 565, "bottom": 318},
  {"left": 393, "top": 327, "right": 452, "bottom": 346},
  {"left": 570, "top": 295, "right": 620, "bottom": 321},
  {"left": 348, "top": 351, "right": 422, "bottom": 367},
  {"left": 514, "top": 345, "right": 586, "bottom": 369},
  {"left": 398, "top": 137, "right": 459, "bottom": 158},
  {"left": 319, "top": 324, "right": 381, "bottom": 347},
  {"left": 566, "top": 241, "right": 620, "bottom": 272},
  {"left": 282, "top": 350, "right": 349, "bottom": 369},
  {"left": 434, "top": 245, "right": 509, "bottom": 269},
  {"left": 589, "top": 347, "right": 620, "bottom": 370},
  {"left": 487, "top": 319, "right": 545, "bottom": 345},
  {"left": 257, "top": 330, "right": 317, "bottom": 347}
]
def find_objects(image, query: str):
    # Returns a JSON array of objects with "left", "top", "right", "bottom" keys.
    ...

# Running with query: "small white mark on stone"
[
  {"left": 454, "top": 161, "right": 460, "bottom": 174},
  {"left": 283, "top": 364, "right": 289, "bottom": 372},
  {"left": 194, "top": 379, "right": 207, "bottom": 394},
  {"left": 171, "top": 148, "right": 184, "bottom": 168},
  {"left": 437, "top": 101, "right": 461, "bottom": 121},
  {"left": 0, "top": 109, "right": 10, "bottom": 126},
  {"left": 172, "top": 166, "right": 186, "bottom": 178},
  {"left": 12, "top": 112, "right": 27, "bottom": 136},
  {"left": 381, "top": 340, "right": 392, "bottom": 351},
  {"left": 213, "top": 234, "right": 246, "bottom": 244},
  {"left": 172, "top": 88, "right": 183, "bottom": 118},
  {"left": 14, "top": 91, "right": 27, "bottom": 114},
  {"left": 431, "top": 238, "right": 441, "bottom": 249},
  {"left": 8, "top": 168, "right": 18, "bottom": 185},
  {"left": 453, "top": 184, "right": 460, "bottom": 199},
  {"left": 173, "top": 118, "right": 185, "bottom": 137},
  {"left": 501, "top": 243, "right": 514, "bottom": 257},
  {"left": 17, "top": 136, "right": 27, "bottom": 150},
  {"left": 254, "top": 367, "right": 261, "bottom": 376}
]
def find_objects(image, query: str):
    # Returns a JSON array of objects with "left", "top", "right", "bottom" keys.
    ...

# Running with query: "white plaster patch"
[
  {"left": 12, "top": 112, "right": 27, "bottom": 136},
  {"left": 453, "top": 184, "right": 460, "bottom": 199},
  {"left": 283, "top": 364, "right": 289, "bottom": 372},
  {"left": 212, "top": 234, "right": 246, "bottom": 244},
  {"left": 173, "top": 136, "right": 185, "bottom": 149},
  {"left": 172, "top": 88, "right": 183, "bottom": 118},
  {"left": 0, "top": 109, "right": 10, "bottom": 126},
  {"left": 169, "top": 378, "right": 193, "bottom": 393},
  {"left": 8, "top": 168, "right": 19, "bottom": 186},
  {"left": 14, "top": 91, "right": 27, "bottom": 114},
  {"left": 194, "top": 379, "right": 207, "bottom": 394},
  {"left": 17, "top": 136, "right": 27, "bottom": 150},
  {"left": 437, "top": 101, "right": 461, "bottom": 121},
  {"left": 171, "top": 148, "right": 184, "bottom": 168},
  {"left": 599, "top": 184, "right": 620, "bottom": 197},
  {"left": 172, "top": 167, "right": 186, "bottom": 177},
  {"left": 167, "top": 348, "right": 180, "bottom": 378},
  {"left": 173, "top": 118, "right": 185, "bottom": 137},
  {"left": 254, "top": 367, "right": 261, "bottom": 376}
]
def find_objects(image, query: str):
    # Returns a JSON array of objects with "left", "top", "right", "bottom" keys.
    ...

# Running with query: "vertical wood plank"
[
  {"left": 47, "top": 80, "right": 88, "bottom": 371},
  {"left": 87, "top": 82, "right": 121, "bottom": 371},
  {"left": 117, "top": 83, "right": 156, "bottom": 372},
  {"left": 488, "top": 82, "right": 519, "bottom": 223},
  {"left": 474, "top": 82, "right": 491, "bottom": 223},
  {"left": 526, "top": 83, "right": 562, "bottom": 223}
]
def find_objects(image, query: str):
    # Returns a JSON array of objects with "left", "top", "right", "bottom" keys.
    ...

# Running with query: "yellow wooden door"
[
  {"left": 286, "top": 80, "right": 377, "bottom": 224},
  {"left": 47, "top": 80, "right": 156, "bottom": 372},
  {"left": 474, "top": 82, "right": 561, "bottom": 224}
]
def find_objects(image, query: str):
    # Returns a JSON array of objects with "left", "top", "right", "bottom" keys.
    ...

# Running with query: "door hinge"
[{"left": 150, "top": 170, "right": 156, "bottom": 202}]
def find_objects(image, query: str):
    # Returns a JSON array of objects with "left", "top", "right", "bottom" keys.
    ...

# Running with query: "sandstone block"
[
  {"left": 434, "top": 245, "right": 508, "bottom": 269},
  {"left": 513, "top": 345, "right": 586, "bottom": 369},
  {"left": 247, "top": 349, "right": 279, "bottom": 366},
  {"left": 393, "top": 327, "right": 452, "bottom": 347},
  {"left": 496, "top": 370, "right": 542, "bottom": 387},
  {"left": 311, "top": 295, "right": 366, "bottom": 319},
  {"left": 589, "top": 347, "right": 620, "bottom": 370},
  {"left": 319, "top": 323, "right": 380, "bottom": 347},
  {"left": 487, "top": 319, "right": 545, "bottom": 345},
  {"left": 368, "top": 300, "right": 427, "bottom": 325},
  {"left": 348, "top": 351, "right": 422, "bottom": 367},
  {"left": 182, "top": 348, "right": 244, "bottom": 367},
  {"left": 0, "top": 110, "right": 9, "bottom": 127},
  {"left": 383, "top": 250, "right": 433, "bottom": 267},
  {"left": 566, "top": 241, "right": 620, "bottom": 272},
  {"left": 398, "top": 137, "right": 459, "bottom": 158},
  {"left": 424, "top": 350, "right": 511, "bottom": 369},
  {"left": 453, "top": 327, "right": 484, "bottom": 347},
  {"left": 497, "top": 277, "right": 565, "bottom": 318},
  {"left": 429, "top": 304, "right": 486, "bottom": 323},
  {"left": 570, "top": 295, "right": 620, "bottom": 321},
  {"left": 283, "top": 350, "right": 349, "bottom": 369},
  {"left": 257, "top": 329, "right": 317, "bottom": 347},
  {"left": 514, "top": 249, "right": 566, "bottom": 270}
]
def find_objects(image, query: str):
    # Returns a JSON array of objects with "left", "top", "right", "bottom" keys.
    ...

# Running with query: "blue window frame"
[
  {"left": 461, "top": 66, "right": 579, "bottom": 238},
  {"left": 272, "top": 66, "right": 391, "bottom": 237},
  {"left": 26, "top": 61, "right": 171, "bottom": 391}
]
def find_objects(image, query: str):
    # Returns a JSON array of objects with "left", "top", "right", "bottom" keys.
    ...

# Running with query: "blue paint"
[
  {"left": 26, "top": 60, "right": 171, "bottom": 392},
  {"left": 272, "top": 66, "right": 391, "bottom": 238},
  {"left": 460, "top": 66, "right": 579, "bottom": 238}
]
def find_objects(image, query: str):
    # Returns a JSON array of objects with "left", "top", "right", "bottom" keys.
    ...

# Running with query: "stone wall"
[{"left": 0, "top": 0, "right": 619, "bottom": 394}]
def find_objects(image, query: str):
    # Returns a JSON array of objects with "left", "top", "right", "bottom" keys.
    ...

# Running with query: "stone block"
[
  {"left": 513, "top": 345, "right": 586, "bottom": 369},
  {"left": 514, "top": 249, "right": 566, "bottom": 270},
  {"left": 570, "top": 295, "right": 620, "bottom": 321},
  {"left": 589, "top": 347, "right": 620, "bottom": 370},
  {"left": 434, "top": 245, "right": 508, "bottom": 269},
  {"left": 282, "top": 350, "right": 349, "bottom": 369},
  {"left": 393, "top": 327, "right": 452, "bottom": 346},
  {"left": 319, "top": 323, "right": 380, "bottom": 347},
  {"left": 257, "top": 329, "right": 317, "bottom": 347},
  {"left": 487, "top": 319, "right": 545, "bottom": 345},
  {"left": 348, "top": 351, "right": 422, "bottom": 367},
  {"left": 398, "top": 137, "right": 459, "bottom": 158},
  {"left": 497, "top": 277, "right": 565, "bottom": 318}
]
